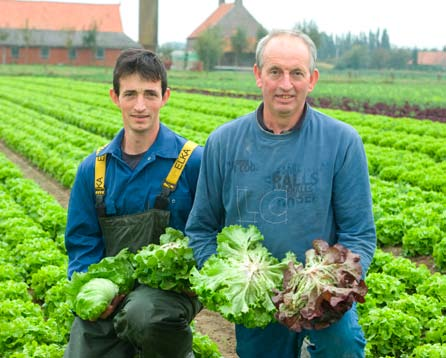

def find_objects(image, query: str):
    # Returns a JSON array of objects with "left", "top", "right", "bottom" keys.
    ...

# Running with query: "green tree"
[
  {"left": 368, "top": 30, "right": 377, "bottom": 51},
  {"left": 194, "top": 27, "right": 223, "bottom": 71},
  {"left": 21, "top": 19, "right": 32, "bottom": 64},
  {"left": 230, "top": 27, "right": 247, "bottom": 66},
  {"left": 158, "top": 43, "right": 174, "bottom": 69},
  {"left": 381, "top": 29, "right": 391, "bottom": 50},
  {"left": 318, "top": 33, "right": 336, "bottom": 61},
  {"left": 369, "top": 47, "right": 390, "bottom": 69},
  {"left": 411, "top": 48, "right": 419, "bottom": 67},
  {"left": 256, "top": 26, "right": 268, "bottom": 42},
  {"left": 336, "top": 45, "right": 369, "bottom": 69},
  {"left": 82, "top": 22, "right": 98, "bottom": 63},
  {"left": 0, "top": 29, "right": 8, "bottom": 64},
  {"left": 294, "top": 20, "right": 321, "bottom": 49},
  {"left": 64, "top": 28, "right": 75, "bottom": 64},
  {"left": 387, "top": 48, "right": 410, "bottom": 69}
]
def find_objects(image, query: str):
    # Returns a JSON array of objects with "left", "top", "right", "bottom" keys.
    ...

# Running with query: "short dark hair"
[{"left": 112, "top": 48, "right": 168, "bottom": 96}]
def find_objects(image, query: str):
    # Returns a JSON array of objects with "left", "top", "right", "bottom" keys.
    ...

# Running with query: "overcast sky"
[
  {"left": 122, "top": 0, "right": 446, "bottom": 50},
  {"left": 39, "top": 0, "right": 446, "bottom": 50}
]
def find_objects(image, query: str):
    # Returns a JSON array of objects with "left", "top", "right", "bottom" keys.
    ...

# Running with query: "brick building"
[
  {"left": 186, "top": 0, "right": 265, "bottom": 67},
  {"left": 417, "top": 51, "right": 446, "bottom": 68},
  {"left": 0, "top": 0, "right": 140, "bottom": 66}
]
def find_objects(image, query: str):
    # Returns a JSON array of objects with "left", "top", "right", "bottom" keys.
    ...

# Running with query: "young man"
[
  {"left": 186, "top": 29, "right": 376, "bottom": 357},
  {"left": 64, "top": 48, "right": 202, "bottom": 358}
]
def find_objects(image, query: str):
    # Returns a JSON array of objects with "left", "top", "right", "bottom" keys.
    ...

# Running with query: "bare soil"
[
  {"left": 0, "top": 140, "right": 238, "bottom": 357},
  {"left": 194, "top": 310, "right": 237, "bottom": 357}
]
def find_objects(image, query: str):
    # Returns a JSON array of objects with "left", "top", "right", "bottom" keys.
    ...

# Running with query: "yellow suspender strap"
[
  {"left": 94, "top": 140, "right": 197, "bottom": 213},
  {"left": 95, "top": 145, "right": 107, "bottom": 197},
  {"left": 95, "top": 141, "right": 197, "bottom": 195},
  {"left": 162, "top": 140, "right": 198, "bottom": 190}
]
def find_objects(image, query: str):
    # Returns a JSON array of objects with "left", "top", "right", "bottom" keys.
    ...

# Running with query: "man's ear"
[
  {"left": 162, "top": 87, "right": 171, "bottom": 106},
  {"left": 308, "top": 68, "right": 319, "bottom": 93},
  {"left": 109, "top": 88, "right": 119, "bottom": 105},
  {"left": 253, "top": 64, "right": 262, "bottom": 88}
]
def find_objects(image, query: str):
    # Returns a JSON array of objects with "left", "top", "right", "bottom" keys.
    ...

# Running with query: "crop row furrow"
[{"left": 0, "top": 152, "right": 72, "bottom": 355}]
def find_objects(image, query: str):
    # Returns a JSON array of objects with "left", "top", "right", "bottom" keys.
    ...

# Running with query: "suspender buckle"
[{"left": 154, "top": 186, "right": 171, "bottom": 210}]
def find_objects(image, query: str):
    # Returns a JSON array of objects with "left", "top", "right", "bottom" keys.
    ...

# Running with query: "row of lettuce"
[
  {"left": 0, "top": 153, "right": 70, "bottom": 357},
  {"left": 169, "top": 69, "right": 446, "bottom": 116},
  {"left": 3, "top": 66, "right": 446, "bottom": 113},
  {"left": 0, "top": 76, "right": 445, "bottom": 264},
  {"left": 0, "top": 76, "right": 445, "bottom": 356},
  {"left": 0, "top": 149, "right": 445, "bottom": 357}
]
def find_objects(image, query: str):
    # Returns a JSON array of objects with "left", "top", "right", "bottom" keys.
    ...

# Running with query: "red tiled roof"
[
  {"left": 188, "top": 3, "right": 234, "bottom": 39},
  {"left": 0, "top": 0, "right": 122, "bottom": 32},
  {"left": 417, "top": 51, "right": 446, "bottom": 66}
]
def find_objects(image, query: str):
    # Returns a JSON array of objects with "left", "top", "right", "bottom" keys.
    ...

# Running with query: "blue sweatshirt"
[
  {"left": 186, "top": 104, "right": 376, "bottom": 274},
  {"left": 65, "top": 124, "right": 203, "bottom": 278}
]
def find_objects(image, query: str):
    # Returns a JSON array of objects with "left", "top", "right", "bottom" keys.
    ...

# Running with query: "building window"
[
  {"left": 11, "top": 46, "right": 20, "bottom": 58},
  {"left": 95, "top": 47, "right": 104, "bottom": 60},
  {"left": 40, "top": 47, "right": 50, "bottom": 59},
  {"left": 68, "top": 48, "right": 77, "bottom": 60}
]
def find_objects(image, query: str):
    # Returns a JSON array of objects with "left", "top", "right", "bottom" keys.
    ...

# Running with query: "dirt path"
[
  {"left": 0, "top": 140, "right": 237, "bottom": 357},
  {"left": 0, "top": 141, "right": 71, "bottom": 208}
]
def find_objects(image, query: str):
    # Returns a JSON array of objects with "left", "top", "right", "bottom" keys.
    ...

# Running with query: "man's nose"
[
  {"left": 134, "top": 95, "right": 146, "bottom": 111},
  {"left": 279, "top": 73, "right": 293, "bottom": 90}
]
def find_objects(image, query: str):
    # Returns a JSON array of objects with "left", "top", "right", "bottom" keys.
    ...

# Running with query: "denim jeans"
[{"left": 235, "top": 306, "right": 365, "bottom": 358}]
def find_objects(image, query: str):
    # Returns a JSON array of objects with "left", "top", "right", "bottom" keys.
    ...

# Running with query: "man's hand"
[
  {"left": 182, "top": 289, "right": 197, "bottom": 298},
  {"left": 98, "top": 294, "right": 126, "bottom": 320}
]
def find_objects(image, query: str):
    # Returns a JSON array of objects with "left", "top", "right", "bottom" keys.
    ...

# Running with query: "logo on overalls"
[
  {"left": 96, "top": 177, "right": 104, "bottom": 189},
  {"left": 174, "top": 149, "right": 191, "bottom": 170}
]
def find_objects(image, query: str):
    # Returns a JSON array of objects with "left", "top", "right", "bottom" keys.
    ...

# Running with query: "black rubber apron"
[{"left": 99, "top": 208, "right": 170, "bottom": 257}]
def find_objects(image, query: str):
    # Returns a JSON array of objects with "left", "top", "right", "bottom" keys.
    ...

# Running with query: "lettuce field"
[{"left": 0, "top": 73, "right": 445, "bottom": 357}]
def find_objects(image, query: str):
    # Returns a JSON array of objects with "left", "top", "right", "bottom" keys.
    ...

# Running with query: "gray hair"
[{"left": 255, "top": 29, "right": 318, "bottom": 72}]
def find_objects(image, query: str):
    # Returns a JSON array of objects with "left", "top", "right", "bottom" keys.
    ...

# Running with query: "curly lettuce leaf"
[
  {"left": 86, "top": 248, "right": 135, "bottom": 294},
  {"left": 272, "top": 239, "right": 367, "bottom": 332},
  {"left": 191, "top": 324, "right": 222, "bottom": 358},
  {"left": 132, "top": 228, "right": 196, "bottom": 292},
  {"left": 190, "top": 225, "right": 293, "bottom": 328}
]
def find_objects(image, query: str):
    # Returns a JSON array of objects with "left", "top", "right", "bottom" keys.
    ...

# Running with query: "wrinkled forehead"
[{"left": 262, "top": 36, "right": 312, "bottom": 68}]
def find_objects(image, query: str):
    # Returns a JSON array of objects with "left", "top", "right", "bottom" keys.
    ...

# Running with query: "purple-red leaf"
[{"left": 272, "top": 239, "right": 367, "bottom": 332}]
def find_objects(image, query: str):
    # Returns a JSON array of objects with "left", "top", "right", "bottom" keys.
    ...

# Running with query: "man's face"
[
  {"left": 110, "top": 73, "right": 170, "bottom": 135},
  {"left": 254, "top": 35, "right": 319, "bottom": 123}
]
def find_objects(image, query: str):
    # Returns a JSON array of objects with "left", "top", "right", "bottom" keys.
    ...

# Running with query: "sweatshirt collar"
[{"left": 256, "top": 102, "right": 308, "bottom": 134}]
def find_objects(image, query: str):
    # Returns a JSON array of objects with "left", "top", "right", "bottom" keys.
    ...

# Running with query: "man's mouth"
[{"left": 276, "top": 94, "right": 294, "bottom": 100}]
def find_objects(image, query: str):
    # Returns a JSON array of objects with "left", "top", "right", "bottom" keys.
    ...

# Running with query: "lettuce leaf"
[
  {"left": 132, "top": 228, "right": 196, "bottom": 292},
  {"left": 190, "top": 225, "right": 291, "bottom": 328},
  {"left": 73, "top": 278, "right": 118, "bottom": 320},
  {"left": 83, "top": 248, "right": 135, "bottom": 294},
  {"left": 66, "top": 248, "right": 135, "bottom": 319},
  {"left": 272, "top": 239, "right": 367, "bottom": 332}
]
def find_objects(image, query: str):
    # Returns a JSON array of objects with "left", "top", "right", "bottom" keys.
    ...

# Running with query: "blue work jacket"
[{"left": 65, "top": 124, "right": 203, "bottom": 278}]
